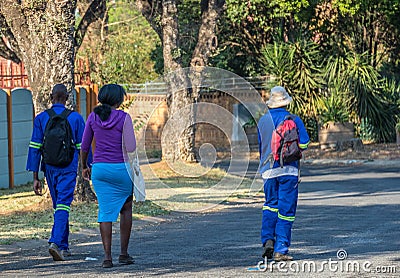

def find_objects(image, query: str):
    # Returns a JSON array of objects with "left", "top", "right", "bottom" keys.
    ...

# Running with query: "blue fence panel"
[
  {"left": 0, "top": 89, "right": 8, "bottom": 188},
  {"left": 11, "top": 88, "right": 33, "bottom": 186}
]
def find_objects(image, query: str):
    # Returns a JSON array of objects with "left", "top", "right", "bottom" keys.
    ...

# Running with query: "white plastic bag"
[{"left": 131, "top": 152, "right": 146, "bottom": 202}]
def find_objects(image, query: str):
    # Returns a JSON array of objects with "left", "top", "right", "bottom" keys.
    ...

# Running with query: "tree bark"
[
  {"left": 137, "top": 0, "right": 225, "bottom": 162},
  {"left": 0, "top": 0, "right": 77, "bottom": 112},
  {"left": 159, "top": 0, "right": 194, "bottom": 162},
  {"left": 190, "top": 0, "right": 224, "bottom": 69},
  {"left": 74, "top": 0, "right": 107, "bottom": 54},
  {"left": 0, "top": 0, "right": 106, "bottom": 112},
  {"left": 0, "top": 0, "right": 105, "bottom": 201},
  {"left": 75, "top": 163, "right": 97, "bottom": 202}
]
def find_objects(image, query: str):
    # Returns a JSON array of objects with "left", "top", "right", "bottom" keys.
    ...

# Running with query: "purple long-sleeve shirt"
[{"left": 81, "top": 109, "right": 136, "bottom": 164}]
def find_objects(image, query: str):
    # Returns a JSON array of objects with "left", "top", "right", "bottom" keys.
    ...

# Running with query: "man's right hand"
[{"left": 33, "top": 179, "right": 42, "bottom": 196}]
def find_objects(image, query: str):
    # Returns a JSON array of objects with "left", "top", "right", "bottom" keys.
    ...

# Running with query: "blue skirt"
[{"left": 91, "top": 162, "right": 133, "bottom": 222}]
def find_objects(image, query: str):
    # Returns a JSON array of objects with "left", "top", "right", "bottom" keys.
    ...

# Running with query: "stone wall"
[{"left": 128, "top": 91, "right": 267, "bottom": 154}]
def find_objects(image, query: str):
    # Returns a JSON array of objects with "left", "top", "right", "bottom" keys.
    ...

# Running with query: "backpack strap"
[
  {"left": 45, "top": 108, "right": 56, "bottom": 118},
  {"left": 284, "top": 114, "right": 294, "bottom": 121},
  {"left": 285, "top": 113, "right": 302, "bottom": 175},
  {"left": 262, "top": 153, "right": 275, "bottom": 169},
  {"left": 60, "top": 108, "right": 72, "bottom": 119},
  {"left": 45, "top": 108, "right": 72, "bottom": 119}
]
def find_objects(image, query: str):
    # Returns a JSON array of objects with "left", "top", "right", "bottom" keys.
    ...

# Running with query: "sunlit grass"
[
  {"left": 0, "top": 209, "right": 53, "bottom": 244},
  {"left": 0, "top": 184, "right": 169, "bottom": 244},
  {"left": 0, "top": 184, "right": 49, "bottom": 215}
]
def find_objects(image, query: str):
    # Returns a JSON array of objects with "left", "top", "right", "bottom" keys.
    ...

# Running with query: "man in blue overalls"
[
  {"left": 26, "top": 84, "right": 86, "bottom": 261},
  {"left": 257, "top": 86, "right": 310, "bottom": 261}
]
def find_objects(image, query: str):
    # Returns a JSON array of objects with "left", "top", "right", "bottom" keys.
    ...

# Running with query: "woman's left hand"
[{"left": 82, "top": 167, "right": 91, "bottom": 181}]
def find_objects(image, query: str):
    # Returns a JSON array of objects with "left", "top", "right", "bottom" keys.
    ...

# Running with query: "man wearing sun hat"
[{"left": 257, "top": 86, "right": 310, "bottom": 261}]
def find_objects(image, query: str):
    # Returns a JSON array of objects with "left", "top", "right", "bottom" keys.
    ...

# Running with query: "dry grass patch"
[
  {"left": 141, "top": 161, "right": 260, "bottom": 212},
  {"left": 0, "top": 184, "right": 168, "bottom": 245}
]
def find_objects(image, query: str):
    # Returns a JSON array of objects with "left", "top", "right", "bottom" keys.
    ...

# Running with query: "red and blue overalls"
[
  {"left": 257, "top": 108, "right": 310, "bottom": 255},
  {"left": 26, "top": 104, "right": 85, "bottom": 251}
]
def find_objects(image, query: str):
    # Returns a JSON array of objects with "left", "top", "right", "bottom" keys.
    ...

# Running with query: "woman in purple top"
[{"left": 81, "top": 84, "right": 136, "bottom": 268}]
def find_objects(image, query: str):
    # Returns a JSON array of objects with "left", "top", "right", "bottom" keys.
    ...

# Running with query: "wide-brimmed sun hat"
[{"left": 266, "top": 86, "right": 293, "bottom": 108}]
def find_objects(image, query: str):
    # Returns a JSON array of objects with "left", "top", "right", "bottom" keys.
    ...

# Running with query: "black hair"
[
  {"left": 51, "top": 84, "right": 68, "bottom": 102},
  {"left": 94, "top": 84, "right": 126, "bottom": 121}
]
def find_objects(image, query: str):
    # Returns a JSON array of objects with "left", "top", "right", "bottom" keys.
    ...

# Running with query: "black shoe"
[
  {"left": 262, "top": 240, "right": 274, "bottom": 259},
  {"left": 118, "top": 254, "right": 134, "bottom": 265},
  {"left": 49, "top": 243, "right": 65, "bottom": 261},
  {"left": 102, "top": 260, "right": 113, "bottom": 268}
]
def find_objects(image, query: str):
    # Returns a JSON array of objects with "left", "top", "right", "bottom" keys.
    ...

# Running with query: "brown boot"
[
  {"left": 274, "top": 252, "right": 293, "bottom": 261},
  {"left": 262, "top": 240, "right": 275, "bottom": 259}
]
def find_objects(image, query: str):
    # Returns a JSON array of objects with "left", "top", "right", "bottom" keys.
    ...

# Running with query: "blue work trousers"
[
  {"left": 261, "top": 174, "right": 298, "bottom": 254},
  {"left": 45, "top": 168, "right": 77, "bottom": 251}
]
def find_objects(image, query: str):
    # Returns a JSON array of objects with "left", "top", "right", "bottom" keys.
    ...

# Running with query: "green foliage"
[
  {"left": 332, "top": 0, "right": 361, "bottom": 15},
  {"left": 119, "top": 95, "right": 134, "bottom": 111},
  {"left": 225, "top": 0, "right": 310, "bottom": 25},
  {"left": 261, "top": 38, "right": 400, "bottom": 142},
  {"left": 75, "top": 0, "right": 400, "bottom": 143},
  {"left": 261, "top": 39, "right": 325, "bottom": 119},
  {"left": 77, "top": 0, "right": 159, "bottom": 84},
  {"left": 212, "top": 0, "right": 316, "bottom": 76},
  {"left": 319, "top": 92, "right": 350, "bottom": 125},
  {"left": 260, "top": 42, "right": 292, "bottom": 85},
  {"left": 303, "top": 116, "right": 319, "bottom": 142},
  {"left": 146, "top": 149, "right": 162, "bottom": 159},
  {"left": 102, "top": 1, "right": 159, "bottom": 83},
  {"left": 260, "top": 38, "right": 328, "bottom": 140},
  {"left": 133, "top": 116, "right": 148, "bottom": 132},
  {"left": 132, "top": 112, "right": 149, "bottom": 131},
  {"left": 333, "top": 51, "right": 399, "bottom": 142}
]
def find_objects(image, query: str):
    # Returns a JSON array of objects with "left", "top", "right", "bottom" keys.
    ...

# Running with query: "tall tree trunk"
[
  {"left": 160, "top": 0, "right": 196, "bottom": 162},
  {"left": 0, "top": 0, "right": 106, "bottom": 201},
  {"left": 137, "top": 0, "right": 225, "bottom": 162},
  {"left": 1, "top": 0, "right": 77, "bottom": 112},
  {"left": 75, "top": 0, "right": 108, "bottom": 202}
]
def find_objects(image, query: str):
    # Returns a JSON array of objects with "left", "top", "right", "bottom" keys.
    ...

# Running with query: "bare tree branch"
[
  {"left": 0, "top": 4, "right": 23, "bottom": 63},
  {"left": 74, "top": 0, "right": 107, "bottom": 52},
  {"left": 190, "top": 0, "right": 225, "bottom": 67},
  {"left": 105, "top": 16, "right": 139, "bottom": 27},
  {"left": 136, "top": 0, "right": 162, "bottom": 39},
  {"left": 0, "top": 40, "right": 21, "bottom": 63},
  {"left": 0, "top": 21, "right": 21, "bottom": 63}
]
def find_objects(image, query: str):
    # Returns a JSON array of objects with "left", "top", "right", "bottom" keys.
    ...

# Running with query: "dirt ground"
[{"left": 305, "top": 142, "right": 400, "bottom": 160}]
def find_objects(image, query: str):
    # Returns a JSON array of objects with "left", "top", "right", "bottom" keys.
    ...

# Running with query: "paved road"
[{"left": 0, "top": 162, "right": 399, "bottom": 277}]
